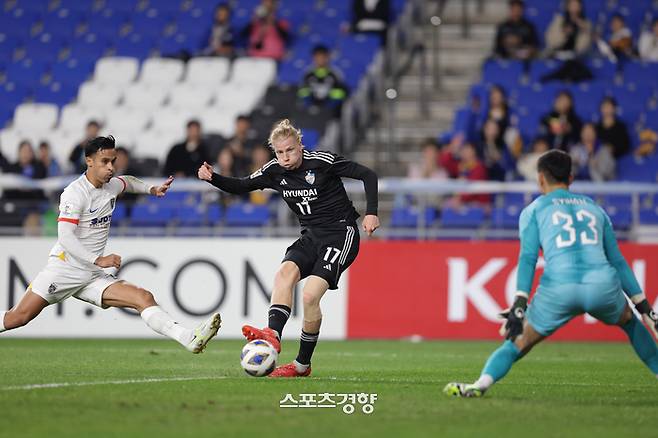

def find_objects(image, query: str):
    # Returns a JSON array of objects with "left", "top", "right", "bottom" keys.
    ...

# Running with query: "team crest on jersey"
[
  {"left": 48, "top": 283, "right": 58, "bottom": 294},
  {"left": 305, "top": 170, "right": 315, "bottom": 185}
]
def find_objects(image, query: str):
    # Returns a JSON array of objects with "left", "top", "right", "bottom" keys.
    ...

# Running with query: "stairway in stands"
[{"left": 354, "top": 0, "right": 507, "bottom": 176}]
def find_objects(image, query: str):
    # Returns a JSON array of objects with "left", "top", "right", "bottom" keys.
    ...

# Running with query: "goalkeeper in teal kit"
[{"left": 445, "top": 150, "right": 658, "bottom": 398}]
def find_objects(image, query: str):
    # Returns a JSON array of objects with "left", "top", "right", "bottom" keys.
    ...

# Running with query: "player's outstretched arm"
[
  {"left": 114, "top": 175, "right": 170, "bottom": 197},
  {"left": 197, "top": 162, "right": 267, "bottom": 194},
  {"left": 328, "top": 157, "right": 379, "bottom": 235}
]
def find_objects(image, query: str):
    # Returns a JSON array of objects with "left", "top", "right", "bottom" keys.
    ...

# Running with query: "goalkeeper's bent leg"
[
  {"left": 475, "top": 340, "right": 521, "bottom": 391},
  {"left": 621, "top": 316, "right": 658, "bottom": 376}
]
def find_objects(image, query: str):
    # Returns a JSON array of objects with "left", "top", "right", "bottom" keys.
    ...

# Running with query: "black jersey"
[{"left": 208, "top": 150, "right": 378, "bottom": 228}]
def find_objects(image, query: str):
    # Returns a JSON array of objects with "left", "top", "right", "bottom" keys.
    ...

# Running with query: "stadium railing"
[{"left": 1, "top": 174, "right": 657, "bottom": 240}]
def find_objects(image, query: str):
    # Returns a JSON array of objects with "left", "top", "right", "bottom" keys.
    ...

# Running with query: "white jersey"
[{"left": 50, "top": 174, "right": 127, "bottom": 270}]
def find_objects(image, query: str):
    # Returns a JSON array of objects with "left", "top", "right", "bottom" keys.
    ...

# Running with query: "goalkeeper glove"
[
  {"left": 499, "top": 294, "right": 528, "bottom": 341},
  {"left": 635, "top": 298, "right": 658, "bottom": 339}
]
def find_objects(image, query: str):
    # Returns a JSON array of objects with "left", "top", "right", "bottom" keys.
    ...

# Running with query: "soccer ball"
[{"left": 240, "top": 339, "right": 278, "bottom": 377}]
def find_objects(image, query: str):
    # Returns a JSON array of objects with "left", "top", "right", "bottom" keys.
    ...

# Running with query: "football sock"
[
  {"left": 479, "top": 340, "right": 521, "bottom": 388},
  {"left": 0, "top": 311, "right": 6, "bottom": 333},
  {"left": 140, "top": 306, "right": 193, "bottom": 346},
  {"left": 268, "top": 304, "right": 291, "bottom": 340},
  {"left": 621, "top": 316, "right": 658, "bottom": 374},
  {"left": 295, "top": 330, "right": 319, "bottom": 367},
  {"left": 293, "top": 360, "right": 309, "bottom": 374}
]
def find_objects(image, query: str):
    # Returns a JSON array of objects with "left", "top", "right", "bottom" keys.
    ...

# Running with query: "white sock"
[
  {"left": 474, "top": 374, "right": 494, "bottom": 391},
  {"left": 293, "top": 360, "right": 309, "bottom": 373},
  {"left": 0, "top": 311, "right": 6, "bottom": 333},
  {"left": 140, "top": 306, "right": 193, "bottom": 347}
]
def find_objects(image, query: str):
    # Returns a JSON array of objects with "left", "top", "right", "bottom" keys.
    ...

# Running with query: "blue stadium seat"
[
  {"left": 390, "top": 206, "right": 437, "bottom": 228},
  {"left": 24, "top": 33, "right": 66, "bottom": 61},
  {"left": 225, "top": 202, "right": 270, "bottom": 227},
  {"left": 69, "top": 33, "right": 110, "bottom": 58},
  {"left": 528, "top": 59, "right": 562, "bottom": 83},
  {"left": 0, "top": 9, "right": 39, "bottom": 39},
  {"left": 440, "top": 206, "right": 487, "bottom": 228},
  {"left": 111, "top": 0, "right": 140, "bottom": 14},
  {"left": 131, "top": 7, "right": 171, "bottom": 38},
  {"left": 131, "top": 202, "right": 177, "bottom": 227},
  {"left": 113, "top": 33, "right": 154, "bottom": 59},
  {"left": 277, "top": 60, "right": 305, "bottom": 85},
  {"left": 42, "top": 8, "right": 85, "bottom": 36},
  {"left": 0, "top": 105, "right": 13, "bottom": 129},
  {"left": 5, "top": 58, "right": 49, "bottom": 87},
  {"left": 158, "top": 30, "right": 206, "bottom": 54},
  {"left": 585, "top": 58, "right": 617, "bottom": 82},
  {"left": 639, "top": 207, "right": 658, "bottom": 225},
  {"left": 492, "top": 205, "right": 522, "bottom": 229},
  {"left": 176, "top": 205, "right": 208, "bottom": 227},
  {"left": 0, "top": 33, "right": 21, "bottom": 56},
  {"left": 482, "top": 59, "right": 524, "bottom": 89},
  {"left": 34, "top": 81, "right": 77, "bottom": 107},
  {"left": 616, "top": 155, "right": 658, "bottom": 182},
  {"left": 606, "top": 207, "right": 632, "bottom": 230},
  {"left": 87, "top": 10, "right": 129, "bottom": 38},
  {"left": 111, "top": 202, "right": 128, "bottom": 225},
  {"left": 301, "top": 128, "right": 319, "bottom": 150},
  {"left": 207, "top": 204, "right": 223, "bottom": 225},
  {"left": 0, "top": 81, "right": 29, "bottom": 108},
  {"left": 13, "top": 0, "right": 49, "bottom": 14}
]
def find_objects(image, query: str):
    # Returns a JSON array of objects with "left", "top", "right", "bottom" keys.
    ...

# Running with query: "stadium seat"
[
  {"left": 130, "top": 202, "right": 177, "bottom": 227},
  {"left": 51, "top": 58, "right": 96, "bottom": 87},
  {"left": 158, "top": 30, "right": 205, "bottom": 55},
  {"left": 113, "top": 33, "right": 155, "bottom": 59},
  {"left": 207, "top": 204, "right": 223, "bottom": 225},
  {"left": 138, "top": 58, "right": 185, "bottom": 87},
  {"left": 301, "top": 128, "right": 319, "bottom": 150},
  {"left": 0, "top": 81, "right": 29, "bottom": 110},
  {"left": 149, "top": 107, "right": 198, "bottom": 138},
  {"left": 58, "top": 103, "right": 106, "bottom": 134},
  {"left": 86, "top": 9, "right": 129, "bottom": 38},
  {"left": 122, "top": 83, "right": 168, "bottom": 111},
  {"left": 93, "top": 57, "right": 140, "bottom": 85},
  {"left": 440, "top": 206, "right": 487, "bottom": 228},
  {"left": 33, "top": 81, "right": 77, "bottom": 108},
  {"left": 130, "top": 7, "right": 171, "bottom": 38},
  {"left": 41, "top": 8, "right": 84, "bottom": 35},
  {"left": 390, "top": 206, "right": 438, "bottom": 228},
  {"left": 5, "top": 58, "right": 49, "bottom": 87},
  {"left": 45, "top": 128, "right": 79, "bottom": 168},
  {"left": 13, "top": 103, "right": 59, "bottom": 133},
  {"left": 133, "top": 129, "right": 173, "bottom": 162},
  {"left": 0, "top": 128, "right": 24, "bottom": 162},
  {"left": 69, "top": 33, "right": 110, "bottom": 58},
  {"left": 225, "top": 202, "right": 271, "bottom": 227},
  {"left": 213, "top": 83, "right": 266, "bottom": 115},
  {"left": 230, "top": 57, "right": 277, "bottom": 86},
  {"left": 199, "top": 109, "right": 237, "bottom": 138},
  {"left": 639, "top": 207, "right": 658, "bottom": 225},
  {"left": 23, "top": 33, "right": 66, "bottom": 61},
  {"left": 482, "top": 59, "right": 523, "bottom": 88},
  {"left": 167, "top": 84, "right": 213, "bottom": 111},
  {"left": 77, "top": 81, "right": 123, "bottom": 109},
  {"left": 0, "top": 9, "right": 39, "bottom": 39},
  {"left": 491, "top": 205, "right": 522, "bottom": 229},
  {"left": 105, "top": 108, "right": 151, "bottom": 139},
  {"left": 185, "top": 57, "right": 230, "bottom": 87}
]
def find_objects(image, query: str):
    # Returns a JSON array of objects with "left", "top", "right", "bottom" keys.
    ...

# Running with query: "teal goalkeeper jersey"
[{"left": 516, "top": 188, "right": 642, "bottom": 297}]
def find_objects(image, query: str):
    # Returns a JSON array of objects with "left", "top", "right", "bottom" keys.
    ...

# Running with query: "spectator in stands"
[
  {"left": 298, "top": 45, "right": 348, "bottom": 117},
  {"left": 571, "top": 123, "right": 615, "bottom": 181},
  {"left": 352, "top": 0, "right": 390, "bottom": 44},
  {"left": 203, "top": 3, "right": 235, "bottom": 58},
  {"left": 7, "top": 141, "right": 46, "bottom": 179},
  {"left": 596, "top": 96, "right": 630, "bottom": 158},
  {"left": 493, "top": 0, "right": 539, "bottom": 60},
  {"left": 443, "top": 143, "right": 490, "bottom": 206},
  {"left": 223, "top": 115, "right": 257, "bottom": 176},
  {"left": 540, "top": 90, "right": 582, "bottom": 150},
  {"left": 216, "top": 146, "right": 236, "bottom": 177},
  {"left": 0, "top": 149, "right": 9, "bottom": 172},
  {"left": 163, "top": 120, "right": 211, "bottom": 178},
  {"left": 517, "top": 136, "right": 549, "bottom": 181},
  {"left": 249, "top": 144, "right": 274, "bottom": 205},
  {"left": 607, "top": 13, "right": 634, "bottom": 59},
  {"left": 38, "top": 141, "right": 60, "bottom": 177},
  {"left": 69, "top": 120, "right": 100, "bottom": 174},
  {"left": 639, "top": 18, "right": 658, "bottom": 62},
  {"left": 545, "top": 0, "right": 592, "bottom": 58},
  {"left": 244, "top": 0, "right": 290, "bottom": 60},
  {"left": 484, "top": 85, "right": 510, "bottom": 141},
  {"left": 478, "top": 119, "right": 510, "bottom": 181},
  {"left": 114, "top": 147, "right": 133, "bottom": 176},
  {"left": 408, "top": 139, "right": 448, "bottom": 180}
]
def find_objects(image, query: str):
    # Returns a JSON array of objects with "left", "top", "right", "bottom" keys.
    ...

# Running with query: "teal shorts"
[{"left": 526, "top": 282, "right": 627, "bottom": 336}]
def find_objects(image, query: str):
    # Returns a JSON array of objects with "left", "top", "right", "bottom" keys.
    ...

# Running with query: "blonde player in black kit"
[{"left": 198, "top": 119, "right": 379, "bottom": 377}]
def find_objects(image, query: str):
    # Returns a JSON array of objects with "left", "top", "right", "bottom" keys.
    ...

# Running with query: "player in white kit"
[{"left": 0, "top": 136, "right": 221, "bottom": 353}]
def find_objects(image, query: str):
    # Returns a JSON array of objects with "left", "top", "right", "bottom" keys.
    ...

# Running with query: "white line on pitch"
[{"left": 0, "top": 376, "right": 228, "bottom": 391}]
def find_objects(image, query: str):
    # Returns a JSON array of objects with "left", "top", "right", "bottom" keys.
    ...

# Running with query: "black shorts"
[{"left": 282, "top": 223, "right": 360, "bottom": 290}]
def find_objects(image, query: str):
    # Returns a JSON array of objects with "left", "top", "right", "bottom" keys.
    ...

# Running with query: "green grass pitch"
[{"left": 0, "top": 339, "right": 656, "bottom": 437}]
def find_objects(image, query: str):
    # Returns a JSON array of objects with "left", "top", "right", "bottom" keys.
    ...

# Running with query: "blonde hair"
[{"left": 268, "top": 119, "right": 303, "bottom": 148}]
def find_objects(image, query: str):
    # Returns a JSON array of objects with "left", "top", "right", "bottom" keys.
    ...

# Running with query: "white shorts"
[{"left": 30, "top": 257, "right": 122, "bottom": 308}]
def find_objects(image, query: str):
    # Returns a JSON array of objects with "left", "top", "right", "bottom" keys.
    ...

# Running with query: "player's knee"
[
  {"left": 616, "top": 305, "right": 633, "bottom": 326},
  {"left": 275, "top": 262, "right": 299, "bottom": 287},
  {"left": 136, "top": 289, "right": 156, "bottom": 310},
  {"left": 302, "top": 290, "right": 321, "bottom": 309}
]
